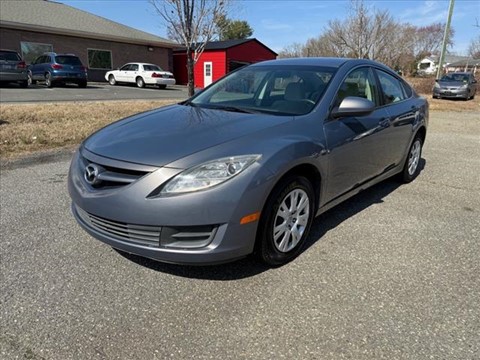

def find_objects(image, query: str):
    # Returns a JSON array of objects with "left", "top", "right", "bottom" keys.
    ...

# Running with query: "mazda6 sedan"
[{"left": 69, "top": 58, "right": 428, "bottom": 266}]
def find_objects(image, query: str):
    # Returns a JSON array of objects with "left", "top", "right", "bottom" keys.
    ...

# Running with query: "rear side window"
[
  {"left": 0, "top": 51, "right": 21, "bottom": 61},
  {"left": 376, "top": 70, "right": 406, "bottom": 105},
  {"left": 55, "top": 56, "right": 82, "bottom": 66}
]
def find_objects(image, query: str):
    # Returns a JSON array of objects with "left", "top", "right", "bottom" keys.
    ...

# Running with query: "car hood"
[
  {"left": 437, "top": 81, "right": 467, "bottom": 88},
  {"left": 83, "top": 104, "right": 292, "bottom": 167}
]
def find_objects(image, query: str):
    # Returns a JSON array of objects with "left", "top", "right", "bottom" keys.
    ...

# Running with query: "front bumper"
[
  {"left": 433, "top": 87, "right": 469, "bottom": 98},
  {"left": 68, "top": 148, "right": 265, "bottom": 265}
]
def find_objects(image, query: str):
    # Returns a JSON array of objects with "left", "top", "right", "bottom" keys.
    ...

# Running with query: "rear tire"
[
  {"left": 400, "top": 135, "right": 423, "bottom": 183},
  {"left": 136, "top": 77, "right": 145, "bottom": 88},
  {"left": 256, "top": 176, "right": 315, "bottom": 266},
  {"left": 108, "top": 75, "right": 116, "bottom": 86}
]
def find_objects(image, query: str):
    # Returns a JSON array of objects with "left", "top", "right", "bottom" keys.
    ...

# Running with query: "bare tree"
[
  {"left": 150, "top": 0, "right": 229, "bottom": 96},
  {"left": 277, "top": 42, "right": 304, "bottom": 58},
  {"left": 468, "top": 35, "right": 480, "bottom": 58}
]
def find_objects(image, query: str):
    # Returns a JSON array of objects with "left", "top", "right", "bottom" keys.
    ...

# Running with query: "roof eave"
[{"left": 0, "top": 21, "right": 177, "bottom": 48}]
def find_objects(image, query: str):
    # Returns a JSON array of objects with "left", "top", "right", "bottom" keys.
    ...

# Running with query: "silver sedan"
[{"left": 69, "top": 58, "right": 428, "bottom": 266}]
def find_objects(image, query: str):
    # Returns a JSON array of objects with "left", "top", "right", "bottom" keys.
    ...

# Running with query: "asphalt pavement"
[
  {"left": 1, "top": 111, "right": 479, "bottom": 359},
  {"left": 0, "top": 82, "right": 189, "bottom": 103}
]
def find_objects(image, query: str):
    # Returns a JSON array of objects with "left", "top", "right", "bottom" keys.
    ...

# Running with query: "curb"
[{"left": 1, "top": 146, "right": 76, "bottom": 170}]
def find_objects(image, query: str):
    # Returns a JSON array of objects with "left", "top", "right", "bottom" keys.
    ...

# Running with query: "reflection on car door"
[
  {"left": 375, "top": 69, "right": 417, "bottom": 168},
  {"left": 323, "top": 67, "right": 391, "bottom": 202}
]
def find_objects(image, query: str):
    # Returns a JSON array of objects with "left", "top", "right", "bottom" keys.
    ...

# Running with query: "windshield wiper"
[{"left": 206, "top": 105, "right": 258, "bottom": 114}]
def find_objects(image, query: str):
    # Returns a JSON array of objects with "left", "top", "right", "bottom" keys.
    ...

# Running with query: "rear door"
[
  {"left": 374, "top": 69, "right": 417, "bottom": 167},
  {"left": 323, "top": 66, "right": 391, "bottom": 202}
]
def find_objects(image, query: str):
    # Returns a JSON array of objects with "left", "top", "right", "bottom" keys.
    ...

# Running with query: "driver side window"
[{"left": 336, "top": 67, "right": 379, "bottom": 107}]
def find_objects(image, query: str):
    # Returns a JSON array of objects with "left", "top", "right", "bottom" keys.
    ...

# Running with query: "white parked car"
[{"left": 105, "top": 63, "right": 175, "bottom": 89}]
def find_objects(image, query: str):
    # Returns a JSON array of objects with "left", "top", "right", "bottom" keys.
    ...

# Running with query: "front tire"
[
  {"left": 256, "top": 176, "right": 315, "bottom": 266},
  {"left": 400, "top": 135, "right": 423, "bottom": 183},
  {"left": 136, "top": 77, "right": 145, "bottom": 88},
  {"left": 45, "top": 72, "right": 53, "bottom": 88},
  {"left": 108, "top": 75, "right": 116, "bottom": 86}
]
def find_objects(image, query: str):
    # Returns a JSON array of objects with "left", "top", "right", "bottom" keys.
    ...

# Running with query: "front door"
[{"left": 204, "top": 62, "right": 213, "bottom": 87}]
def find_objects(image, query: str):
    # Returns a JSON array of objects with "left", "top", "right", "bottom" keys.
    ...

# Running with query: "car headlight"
[
  {"left": 160, "top": 155, "right": 261, "bottom": 195},
  {"left": 460, "top": 84, "right": 468, "bottom": 89}
]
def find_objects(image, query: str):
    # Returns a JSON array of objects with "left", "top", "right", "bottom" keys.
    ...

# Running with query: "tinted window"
[
  {"left": 55, "top": 56, "right": 82, "bottom": 66},
  {"left": 336, "top": 67, "right": 379, "bottom": 106},
  {"left": 120, "top": 64, "right": 131, "bottom": 71},
  {"left": 376, "top": 70, "right": 406, "bottom": 104},
  {"left": 0, "top": 51, "right": 21, "bottom": 61},
  {"left": 130, "top": 64, "right": 139, "bottom": 71}
]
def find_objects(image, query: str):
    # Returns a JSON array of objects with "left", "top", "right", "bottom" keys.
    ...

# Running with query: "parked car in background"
[
  {"left": 105, "top": 63, "right": 176, "bottom": 89},
  {"left": 28, "top": 52, "right": 88, "bottom": 88},
  {"left": 433, "top": 72, "right": 477, "bottom": 100},
  {"left": 0, "top": 49, "right": 28, "bottom": 87},
  {"left": 69, "top": 57, "right": 428, "bottom": 267}
]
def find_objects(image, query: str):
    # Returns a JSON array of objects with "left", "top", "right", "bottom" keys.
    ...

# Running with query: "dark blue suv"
[{"left": 28, "top": 52, "right": 88, "bottom": 88}]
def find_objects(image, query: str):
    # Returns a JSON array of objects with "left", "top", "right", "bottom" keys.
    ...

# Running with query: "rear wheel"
[
  {"left": 136, "top": 77, "right": 145, "bottom": 88},
  {"left": 45, "top": 73, "right": 53, "bottom": 88},
  {"left": 400, "top": 135, "right": 423, "bottom": 183},
  {"left": 256, "top": 176, "right": 315, "bottom": 266},
  {"left": 108, "top": 75, "right": 116, "bottom": 86}
]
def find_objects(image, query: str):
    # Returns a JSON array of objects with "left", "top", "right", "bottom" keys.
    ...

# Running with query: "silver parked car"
[
  {"left": 433, "top": 72, "right": 477, "bottom": 100},
  {"left": 69, "top": 58, "right": 428, "bottom": 266},
  {"left": 0, "top": 49, "right": 28, "bottom": 87}
]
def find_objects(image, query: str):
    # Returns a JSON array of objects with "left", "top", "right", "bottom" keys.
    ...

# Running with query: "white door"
[{"left": 204, "top": 62, "right": 213, "bottom": 87}]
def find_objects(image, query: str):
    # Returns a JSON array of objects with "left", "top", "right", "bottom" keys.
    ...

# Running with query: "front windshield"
[
  {"left": 440, "top": 74, "right": 469, "bottom": 82},
  {"left": 190, "top": 65, "right": 336, "bottom": 116}
]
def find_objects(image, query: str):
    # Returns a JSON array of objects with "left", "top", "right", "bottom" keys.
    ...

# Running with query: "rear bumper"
[
  {"left": 0, "top": 71, "right": 28, "bottom": 81},
  {"left": 51, "top": 72, "right": 87, "bottom": 82},
  {"left": 145, "top": 78, "right": 176, "bottom": 86}
]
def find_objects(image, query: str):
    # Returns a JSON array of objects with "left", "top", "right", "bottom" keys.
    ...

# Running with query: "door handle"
[{"left": 379, "top": 118, "right": 391, "bottom": 128}]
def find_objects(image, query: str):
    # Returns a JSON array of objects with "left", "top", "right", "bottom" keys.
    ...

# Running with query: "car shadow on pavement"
[{"left": 118, "top": 159, "right": 426, "bottom": 281}]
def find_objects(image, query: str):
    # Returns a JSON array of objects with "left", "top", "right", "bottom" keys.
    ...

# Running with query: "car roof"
[
  {"left": 126, "top": 63, "right": 161, "bottom": 66},
  {"left": 0, "top": 49, "right": 20, "bottom": 53},
  {"left": 252, "top": 57, "right": 393, "bottom": 71}
]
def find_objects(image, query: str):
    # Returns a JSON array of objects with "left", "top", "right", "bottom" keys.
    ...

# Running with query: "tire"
[
  {"left": 108, "top": 75, "right": 116, "bottom": 86},
  {"left": 45, "top": 72, "right": 53, "bottom": 88},
  {"left": 256, "top": 176, "right": 315, "bottom": 266},
  {"left": 78, "top": 81, "right": 87, "bottom": 88},
  {"left": 136, "top": 77, "right": 145, "bottom": 88},
  {"left": 400, "top": 135, "right": 423, "bottom": 183},
  {"left": 27, "top": 72, "right": 34, "bottom": 86},
  {"left": 158, "top": 84, "right": 167, "bottom": 90}
]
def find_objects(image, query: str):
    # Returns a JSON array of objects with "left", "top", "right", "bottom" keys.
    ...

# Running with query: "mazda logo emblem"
[{"left": 84, "top": 164, "right": 102, "bottom": 186}]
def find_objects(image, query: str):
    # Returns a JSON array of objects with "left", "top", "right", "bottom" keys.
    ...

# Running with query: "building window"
[
  {"left": 21, "top": 42, "right": 53, "bottom": 64},
  {"left": 88, "top": 49, "right": 112, "bottom": 70}
]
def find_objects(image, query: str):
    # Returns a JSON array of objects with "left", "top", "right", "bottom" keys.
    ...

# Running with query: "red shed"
[{"left": 173, "top": 38, "right": 277, "bottom": 88}]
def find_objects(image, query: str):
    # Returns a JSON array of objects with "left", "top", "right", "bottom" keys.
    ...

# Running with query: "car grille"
[
  {"left": 76, "top": 206, "right": 219, "bottom": 249},
  {"left": 79, "top": 155, "right": 150, "bottom": 189},
  {"left": 76, "top": 206, "right": 161, "bottom": 247}
]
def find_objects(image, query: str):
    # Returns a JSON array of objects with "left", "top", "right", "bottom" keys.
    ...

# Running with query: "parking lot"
[
  {"left": 1, "top": 110, "right": 479, "bottom": 359},
  {"left": 0, "top": 83, "right": 189, "bottom": 103}
]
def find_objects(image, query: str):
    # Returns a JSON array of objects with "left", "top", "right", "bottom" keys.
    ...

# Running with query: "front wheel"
[
  {"left": 108, "top": 75, "right": 116, "bottom": 86},
  {"left": 256, "top": 176, "right": 315, "bottom": 266},
  {"left": 136, "top": 77, "right": 145, "bottom": 88},
  {"left": 400, "top": 136, "right": 423, "bottom": 183},
  {"left": 45, "top": 73, "right": 53, "bottom": 88}
]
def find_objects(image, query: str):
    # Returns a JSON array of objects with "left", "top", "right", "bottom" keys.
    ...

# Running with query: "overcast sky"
[{"left": 62, "top": 0, "right": 480, "bottom": 55}]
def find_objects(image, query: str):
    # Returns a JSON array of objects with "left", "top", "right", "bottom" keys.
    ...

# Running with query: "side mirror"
[{"left": 331, "top": 97, "right": 375, "bottom": 118}]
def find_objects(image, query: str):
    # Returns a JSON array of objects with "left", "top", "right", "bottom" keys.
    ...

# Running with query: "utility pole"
[{"left": 436, "top": 0, "right": 455, "bottom": 79}]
